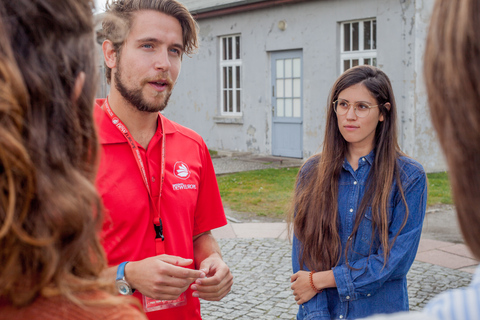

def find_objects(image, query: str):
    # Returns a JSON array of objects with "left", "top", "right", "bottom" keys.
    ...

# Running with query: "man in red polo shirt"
[{"left": 96, "top": 1, "right": 233, "bottom": 319}]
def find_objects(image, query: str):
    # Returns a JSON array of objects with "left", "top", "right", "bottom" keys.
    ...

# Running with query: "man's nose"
[{"left": 154, "top": 49, "right": 170, "bottom": 71}]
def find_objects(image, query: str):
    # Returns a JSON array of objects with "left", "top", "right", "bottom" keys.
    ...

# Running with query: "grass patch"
[
  {"left": 217, "top": 167, "right": 299, "bottom": 219},
  {"left": 209, "top": 149, "right": 218, "bottom": 157},
  {"left": 218, "top": 169, "right": 453, "bottom": 219},
  {"left": 427, "top": 171, "right": 452, "bottom": 206}
]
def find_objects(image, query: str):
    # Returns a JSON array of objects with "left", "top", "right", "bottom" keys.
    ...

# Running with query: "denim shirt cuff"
[{"left": 333, "top": 265, "right": 358, "bottom": 302}]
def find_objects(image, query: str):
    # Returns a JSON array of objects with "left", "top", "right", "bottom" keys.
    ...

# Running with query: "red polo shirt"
[{"left": 95, "top": 99, "right": 227, "bottom": 320}]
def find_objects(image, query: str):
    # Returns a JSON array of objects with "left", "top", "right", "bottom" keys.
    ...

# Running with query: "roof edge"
[{"left": 191, "top": 0, "right": 316, "bottom": 20}]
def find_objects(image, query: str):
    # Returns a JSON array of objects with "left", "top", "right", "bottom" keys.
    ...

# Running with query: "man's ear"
[
  {"left": 72, "top": 71, "right": 85, "bottom": 103},
  {"left": 102, "top": 40, "right": 117, "bottom": 69}
]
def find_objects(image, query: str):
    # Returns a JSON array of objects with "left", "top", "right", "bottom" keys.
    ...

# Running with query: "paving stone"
[{"left": 201, "top": 238, "right": 474, "bottom": 319}]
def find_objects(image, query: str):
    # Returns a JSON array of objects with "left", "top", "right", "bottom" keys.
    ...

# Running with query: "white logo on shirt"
[
  {"left": 173, "top": 161, "right": 191, "bottom": 180},
  {"left": 172, "top": 183, "right": 197, "bottom": 191}
]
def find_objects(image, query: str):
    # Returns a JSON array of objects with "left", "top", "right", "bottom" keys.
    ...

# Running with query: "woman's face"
[{"left": 336, "top": 83, "right": 384, "bottom": 151}]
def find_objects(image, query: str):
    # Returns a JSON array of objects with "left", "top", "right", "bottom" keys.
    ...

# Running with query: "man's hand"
[
  {"left": 190, "top": 253, "right": 233, "bottom": 301},
  {"left": 191, "top": 231, "right": 233, "bottom": 301},
  {"left": 125, "top": 255, "right": 206, "bottom": 301}
]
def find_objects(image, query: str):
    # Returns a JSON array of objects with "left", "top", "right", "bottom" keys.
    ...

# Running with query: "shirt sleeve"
[
  {"left": 192, "top": 142, "right": 227, "bottom": 236},
  {"left": 333, "top": 167, "right": 427, "bottom": 302}
]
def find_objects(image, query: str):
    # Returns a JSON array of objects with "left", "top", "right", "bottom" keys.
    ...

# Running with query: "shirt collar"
[
  {"left": 342, "top": 148, "right": 376, "bottom": 169},
  {"left": 95, "top": 98, "right": 176, "bottom": 145}
]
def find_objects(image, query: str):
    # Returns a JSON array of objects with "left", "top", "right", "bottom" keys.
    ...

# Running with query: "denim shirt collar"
[{"left": 342, "top": 148, "right": 376, "bottom": 172}]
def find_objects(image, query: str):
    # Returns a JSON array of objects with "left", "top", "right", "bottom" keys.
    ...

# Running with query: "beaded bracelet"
[{"left": 309, "top": 271, "right": 322, "bottom": 293}]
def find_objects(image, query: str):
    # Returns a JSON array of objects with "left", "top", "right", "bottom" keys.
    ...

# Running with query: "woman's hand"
[
  {"left": 290, "top": 271, "right": 317, "bottom": 305},
  {"left": 290, "top": 270, "right": 337, "bottom": 305}
]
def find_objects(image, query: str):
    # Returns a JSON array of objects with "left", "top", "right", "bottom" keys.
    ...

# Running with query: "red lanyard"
[{"left": 101, "top": 99, "right": 166, "bottom": 253}]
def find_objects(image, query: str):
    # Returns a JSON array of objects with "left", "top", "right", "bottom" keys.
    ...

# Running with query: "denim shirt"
[{"left": 292, "top": 150, "right": 427, "bottom": 320}]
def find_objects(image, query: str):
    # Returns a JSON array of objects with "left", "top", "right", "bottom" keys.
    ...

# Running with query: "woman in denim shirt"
[{"left": 289, "top": 65, "right": 427, "bottom": 320}]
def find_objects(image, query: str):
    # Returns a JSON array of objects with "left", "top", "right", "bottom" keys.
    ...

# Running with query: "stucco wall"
[{"left": 163, "top": 0, "right": 445, "bottom": 172}]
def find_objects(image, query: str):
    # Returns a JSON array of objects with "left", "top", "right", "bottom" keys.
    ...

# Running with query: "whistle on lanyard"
[{"left": 154, "top": 219, "right": 164, "bottom": 241}]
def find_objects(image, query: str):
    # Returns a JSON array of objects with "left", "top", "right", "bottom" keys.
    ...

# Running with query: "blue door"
[{"left": 271, "top": 50, "right": 303, "bottom": 158}]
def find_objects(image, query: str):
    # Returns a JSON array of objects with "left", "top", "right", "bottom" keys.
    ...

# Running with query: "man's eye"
[{"left": 142, "top": 44, "right": 153, "bottom": 49}]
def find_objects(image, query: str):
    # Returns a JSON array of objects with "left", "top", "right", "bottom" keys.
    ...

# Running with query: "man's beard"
[{"left": 114, "top": 63, "right": 172, "bottom": 113}]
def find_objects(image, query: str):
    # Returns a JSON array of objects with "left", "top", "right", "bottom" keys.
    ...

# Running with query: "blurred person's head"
[
  {"left": 101, "top": 0, "right": 198, "bottom": 84},
  {"left": 424, "top": 0, "right": 480, "bottom": 259},
  {"left": 0, "top": 0, "right": 107, "bottom": 307}
]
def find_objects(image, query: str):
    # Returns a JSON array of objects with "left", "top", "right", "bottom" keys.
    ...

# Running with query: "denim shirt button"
[
  {"left": 362, "top": 157, "right": 366, "bottom": 161},
  {"left": 349, "top": 208, "right": 353, "bottom": 212},
  {"left": 367, "top": 293, "right": 371, "bottom": 297},
  {"left": 346, "top": 296, "right": 350, "bottom": 300},
  {"left": 354, "top": 181, "right": 357, "bottom": 185},
  {"left": 340, "top": 316, "right": 344, "bottom": 319}
]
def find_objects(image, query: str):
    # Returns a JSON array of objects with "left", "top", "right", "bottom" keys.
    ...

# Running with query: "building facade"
[{"left": 99, "top": 0, "right": 446, "bottom": 172}]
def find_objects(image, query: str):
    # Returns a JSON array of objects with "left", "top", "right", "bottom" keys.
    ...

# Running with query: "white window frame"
[
  {"left": 220, "top": 34, "right": 242, "bottom": 116},
  {"left": 340, "top": 18, "right": 377, "bottom": 73}
]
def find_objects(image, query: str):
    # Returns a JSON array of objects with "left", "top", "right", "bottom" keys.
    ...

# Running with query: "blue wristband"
[{"left": 116, "top": 261, "right": 129, "bottom": 281}]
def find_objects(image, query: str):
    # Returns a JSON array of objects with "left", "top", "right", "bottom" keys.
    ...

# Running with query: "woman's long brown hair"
[
  {"left": 424, "top": 0, "right": 480, "bottom": 259},
  {"left": 0, "top": 0, "right": 129, "bottom": 308},
  {"left": 289, "top": 66, "right": 408, "bottom": 272}
]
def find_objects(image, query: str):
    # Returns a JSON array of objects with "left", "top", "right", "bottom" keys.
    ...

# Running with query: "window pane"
[
  {"left": 373, "top": 57, "right": 377, "bottom": 66},
  {"left": 276, "top": 60, "right": 284, "bottom": 78},
  {"left": 293, "top": 99, "right": 301, "bottom": 117},
  {"left": 277, "top": 99, "right": 284, "bottom": 117},
  {"left": 293, "top": 79, "right": 301, "bottom": 97},
  {"left": 352, "top": 59, "right": 359, "bottom": 67},
  {"left": 364, "top": 58, "right": 371, "bottom": 65},
  {"left": 344, "top": 60, "right": 350, "bottom": 71},
  {"left": 235, "top": 36, "right": 240, "bottom": 60},
  {"left": 223, "top": 90, "right": 227, "bottom": 112},
  {"left": 276, "top": 79, "right": 284, "bottom": 97},
  {"left": 352, "top": 22, "right": 359, "bottom": 51},
  {"left": 364, "top": 21, "right": 371, "bottom": 50},
  {"left": 293, "top": 58, "right": 301, "bottom": 77},
  {"left": 373, "top": 20, "right": 377, "bottom": 49},
  {"left": 236, "top": 90, "right": 241, "bottom": 113},
  {"left": 285, "top": 59, "right": 292, "bottom": 78},
  {"left": 285, "top": 99, "right": 293, "bottom": 117},
  {"left": 228, "top": 66, "right": 232, "bottom": 88},
  {"left": 228, "top": 90, "right": 233, "bottom": 112},
  {"left": 223, "top": 67, "right": 227, "bottom": 89},
  {"left": 285, "top": 79, "right": 293, "bottom": 98},
  {"left": 344, "top": 23, "right": 350, "bottom": 51},
  {"left": 222, "top": 38, "right": 227, "bottom": 60},
  {"left": 236, "top": 66, "right": 241, "bottom": 88},
  {"left": 228, "top": 37, "right": 232, "bottom": 60}
]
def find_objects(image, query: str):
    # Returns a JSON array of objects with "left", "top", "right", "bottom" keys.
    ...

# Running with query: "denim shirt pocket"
[
  {"left": 359, "top": 206, "right": 393, "bottom": 255},
  {"left": 359, "top": 208, "right": 378, "bottom": 256}
]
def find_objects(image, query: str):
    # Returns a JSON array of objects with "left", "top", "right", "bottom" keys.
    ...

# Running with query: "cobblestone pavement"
[{"left": 201, "top": 238, "right": 473, "bottom": 320}]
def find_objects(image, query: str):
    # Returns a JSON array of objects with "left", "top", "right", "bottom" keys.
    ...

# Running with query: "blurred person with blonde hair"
[{"left": 0, "top": 0, "right": 145, "bottom": 318}]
